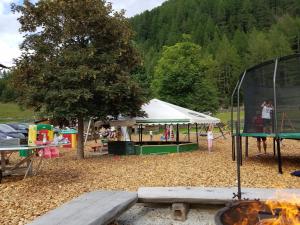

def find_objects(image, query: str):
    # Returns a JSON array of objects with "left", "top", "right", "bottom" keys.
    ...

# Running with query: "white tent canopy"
[{"left": 133, "top": 99, "right": 220, "bottom": 125}]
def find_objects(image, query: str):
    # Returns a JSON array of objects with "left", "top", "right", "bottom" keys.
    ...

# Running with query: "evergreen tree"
[
  {"left": 246, "top": 30, "right": 273, "bottom": 66},
  {"left": 215, "top": 35, "right": 242, "bottom": 106}
]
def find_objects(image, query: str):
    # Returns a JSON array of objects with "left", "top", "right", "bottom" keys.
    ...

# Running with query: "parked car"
[
  {"left": 0, "top": 131, "right": 13, "bottom": 140},
  {"left": 0, "top": 124, "right": 26, "bottom": 139},
  {"left": 6, "top": 123, "right": 28, "bottom": 137}
]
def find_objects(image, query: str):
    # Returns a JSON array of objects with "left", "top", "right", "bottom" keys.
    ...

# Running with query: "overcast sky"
[{"left": 0, "top": 0, "right": 166, "bottom": 67}]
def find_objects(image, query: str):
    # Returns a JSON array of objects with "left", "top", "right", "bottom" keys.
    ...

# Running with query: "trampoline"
[
  {"left": 231, "top": 54, "right": 300, "bottom": 176},
  {"left": 230, "top": 54, "right": 300, "bottom": 199}
]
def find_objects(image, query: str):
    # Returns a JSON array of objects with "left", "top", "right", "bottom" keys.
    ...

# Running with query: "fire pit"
[{"left": 215, "top": 200, "right": 300, "bottom": 225}]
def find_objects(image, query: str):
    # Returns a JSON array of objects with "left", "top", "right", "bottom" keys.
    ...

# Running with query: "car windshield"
[{"left": 0, "top": 124, "right": 16, "bottom": 132}]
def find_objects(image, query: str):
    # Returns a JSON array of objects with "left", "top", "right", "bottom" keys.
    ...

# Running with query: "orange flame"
[
  {"left": 260, "top": 192, "right": 300, "bottom": 225},
  {"left": 223, "top": 192, "right": 300, "bottom": 225}
]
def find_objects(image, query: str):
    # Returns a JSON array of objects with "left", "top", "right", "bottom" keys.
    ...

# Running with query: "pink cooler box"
[
  {"left": 36, "top": 141, "right": 59, "bottom": 159},
  {"left": 40, "top": 147, "right": 59, "bottom": 159}
]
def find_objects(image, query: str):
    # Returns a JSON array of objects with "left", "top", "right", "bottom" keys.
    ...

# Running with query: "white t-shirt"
[
  {"left": 262, "top": 106, "right": 272, "bottom": 119},
  {"left": 207, "top": 131, "right": 214, "bottom": 140}
]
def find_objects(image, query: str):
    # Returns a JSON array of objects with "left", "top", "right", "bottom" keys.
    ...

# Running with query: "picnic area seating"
[{"left": 28, "top": 191, "right": 138, "bottom": 225}]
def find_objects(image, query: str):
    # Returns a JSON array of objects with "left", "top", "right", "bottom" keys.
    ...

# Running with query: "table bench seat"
[{"left": 28, "top": 191, "right": 138, "bottom": 225}]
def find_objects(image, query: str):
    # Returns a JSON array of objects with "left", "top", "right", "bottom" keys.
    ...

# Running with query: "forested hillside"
[{"left": 131, "top": 0, "right": 300, "bottom": 111}]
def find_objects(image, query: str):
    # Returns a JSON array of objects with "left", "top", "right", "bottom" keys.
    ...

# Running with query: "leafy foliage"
[
  {"left": 130, "top": 0, "right": 300, "bottom": 109},
  {"left": 0, "top": 71, "right": 18, "bottom": 102},
  {"left": 11, "top": 0, "right": 145, "bottom": 158},
  {"left": 152, "top": 41, "right": 219, "bottom": 112}
]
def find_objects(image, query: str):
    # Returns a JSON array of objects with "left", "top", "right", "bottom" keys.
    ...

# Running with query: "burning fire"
[
  {"left": 259, "top": 192, "right": 300, "bottom": 225},
  {"left": 223, "top": 192, "right": 300, "bottom": 225}
]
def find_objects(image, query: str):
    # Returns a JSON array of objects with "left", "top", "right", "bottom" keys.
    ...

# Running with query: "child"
[
  {"left": 207, "top": 124, "right": 214, "bottom": 153},
  {"left": 149, "top": 130, "right": 153, "bottom": 141}
]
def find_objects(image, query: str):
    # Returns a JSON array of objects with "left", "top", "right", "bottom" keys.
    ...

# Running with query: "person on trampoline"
[
  {"left": 261, "top": 100, "right": 273, "bottom": 133},
  {"left": 253, "top": 111, "right": 267, "bottom": 154}
]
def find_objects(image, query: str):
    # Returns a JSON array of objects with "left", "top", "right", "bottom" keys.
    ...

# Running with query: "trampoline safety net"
[{"left": 242, "top": 54, "right": 300, "bottom": 134}]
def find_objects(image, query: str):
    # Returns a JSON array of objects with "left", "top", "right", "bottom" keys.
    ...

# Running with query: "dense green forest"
[
  {"left": 131, "top": 0, "right": 300, "bottom": 111},
  {"left": 0, "top": 70, "right": 17, "bottom": 102},
  {"left": 1, "top": 0, "right": 300, "bottom": 113}
]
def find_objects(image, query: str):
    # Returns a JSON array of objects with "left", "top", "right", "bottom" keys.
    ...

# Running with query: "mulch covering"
[{"left": 0, "top": 135, "right": 299, "bottom": 225}]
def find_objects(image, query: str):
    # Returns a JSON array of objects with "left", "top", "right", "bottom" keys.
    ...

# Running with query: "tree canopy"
[
  {"left": 131, "top": 0, "right": 300, "bottom": 109},
  {"left": 152, "top": 41, "right": 219, "bottom": 113},
  {"left": 12, "top": 0, "right": 145, "bottom": 158}
]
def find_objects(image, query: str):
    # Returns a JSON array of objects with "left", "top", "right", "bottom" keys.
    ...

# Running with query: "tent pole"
[
  {"left": 164, "top": 124, "right": 167, "bottom": 142},
  {"left": 188, "top": 123, "right": 190, "bottom": 142},
  {"left": 176, "top": 124, "right": 179, "bottom": 144},
  {"left": 139, "top": 125, "right": 141, "bottom": 145},
  {"left": 196, "top": 123, "right": 199, "bottom": 144},
  {"left": 141, "top": 125, "right": 143, "bottom": 144}
]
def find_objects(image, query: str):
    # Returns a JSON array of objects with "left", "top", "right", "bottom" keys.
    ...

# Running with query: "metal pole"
[
  {"left": 236, "top": 71, "right": 247, "bottom": 200},
  {"left": 273, "top": 138, "right": 276, "bottom": 156},
  {"left": 196, "top": 123, "right": 199, "bottom": 144},
  {"left": 277, "top": 138, "right": 283, "bottom": 174},
  {"left": 141, "top": 125, "right": 143, "bottom": 144},
  {"left": 240, "top": 136, "right": 243, "bottom": 165},
  {"left": 273, "top": 58, "right": 282, "bottom": 174},
  {"left": 273, "top": 58, "right": 279, "bottom": 135},
  {"left": 231, "top": 80, "right": 240, "bottom": 161},
  {"left": 84, "top": 117, "right": 92, "bottom": 146},
  {"left": 245, "top": 137, "right": 249, "bottom": 158},
  {"left": 139, "top": 125, "right": 141, "bottom": 145},
  {"left": 164, "top": 124, "right": 167, "bottom": 142},
  {"left": 187, "top": 124, "right": 190, "bottom": 142},
  {"left": 236, "top": 121, "right": 242, "bottom": 200},
  {"left": 176, "top": 124, "right": 179, "bottom": 144}
]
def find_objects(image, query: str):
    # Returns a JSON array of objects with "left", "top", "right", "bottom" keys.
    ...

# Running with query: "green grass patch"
[
  {"left": 214, "top": 111, "right": 244, "bottom": 124},
  {"left": 0, "top": 102, "right": 35, "bottom": 123}
]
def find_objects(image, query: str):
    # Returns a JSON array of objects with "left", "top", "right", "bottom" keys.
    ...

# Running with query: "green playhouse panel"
[
  {"left": 134, "top": 143, "right": 198, "bottom": 155},
  {"left": 179, "top": 143, "right": 198, "bottom": 152},
  {"left": 135, "top": 145, "right": 178, "bottom": 155}
]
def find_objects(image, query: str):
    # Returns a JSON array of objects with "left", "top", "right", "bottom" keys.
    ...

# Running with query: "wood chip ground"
[{"left": 0, "top": 134, "right": 299, "bottom": 224}]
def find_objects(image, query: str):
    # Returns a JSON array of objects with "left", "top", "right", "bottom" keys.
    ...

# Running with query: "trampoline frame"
[{"left": 231, "top": 54, "right": 300, "bottom": 199}]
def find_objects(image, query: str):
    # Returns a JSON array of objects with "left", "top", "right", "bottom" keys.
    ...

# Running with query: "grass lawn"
[
  {"left": 0, "top": 102, "right": 242, "bottom": 125},
  {"left": 0, "top": 102, "right": 35, "bottom": 123},
  {"left": 214, "top": 111, "right": 244, "bottom": 124}
]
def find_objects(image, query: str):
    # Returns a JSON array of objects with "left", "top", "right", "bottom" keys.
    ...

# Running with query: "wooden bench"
[
  {"left": 138, "top": 187, "right": 300, "bottom": 204},
  {"left": 28, "top": 191, "right": 137, "bottom": 225}
]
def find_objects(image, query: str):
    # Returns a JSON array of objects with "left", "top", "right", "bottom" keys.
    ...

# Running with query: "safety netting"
[{"left": 241, "top": 54, "right": 300, "bottom": 135}]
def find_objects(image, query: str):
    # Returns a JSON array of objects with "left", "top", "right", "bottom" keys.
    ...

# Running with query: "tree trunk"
[{"left": 77, "top": 116, "right": 84, "bottom": 159}]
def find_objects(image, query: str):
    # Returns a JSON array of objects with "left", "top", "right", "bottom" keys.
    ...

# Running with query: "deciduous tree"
[
  {"left": 152, "top": 41, "right": 218, "bottom": 113},
  {"left": 11, "top": 0, "right": 145, "bottom": 159}
]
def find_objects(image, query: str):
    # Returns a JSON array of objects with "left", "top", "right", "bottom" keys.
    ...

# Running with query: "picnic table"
[{"left": 0, "top": 144, "right": 59, "bottom": 183}]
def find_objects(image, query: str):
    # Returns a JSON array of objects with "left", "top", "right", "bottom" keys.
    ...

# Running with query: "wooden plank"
[
  {"left": 138, "top": 187, "right": 300, "bottom": 205},
  {"left": 28, "top": 191, "right": 137, "bottom": 225}
]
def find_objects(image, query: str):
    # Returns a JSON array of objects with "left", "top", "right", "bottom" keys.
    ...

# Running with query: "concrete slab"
[
  {"left": 138, "top": 187, "right": 300, "bottom": 204},
  {"left": 28, "top": 191, "right": 138, "bottom": 225},
  {"left": 117, "top": 203, "right": 219, "bottom": 225}
]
